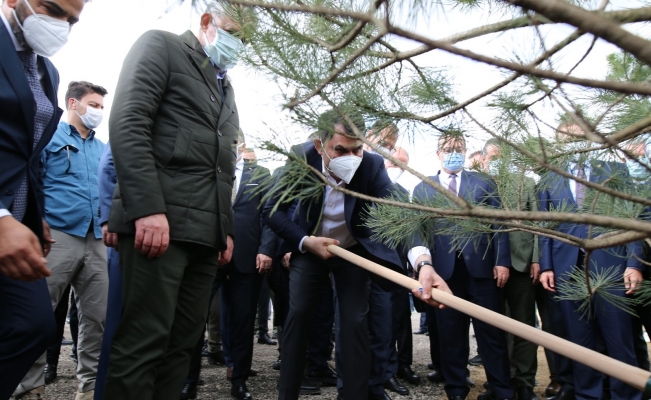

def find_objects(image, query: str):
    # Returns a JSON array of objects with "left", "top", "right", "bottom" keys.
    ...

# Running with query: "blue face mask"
[
  {"left": 203, "top": 27, "right": 244, "bottom": 70},
  {"left": 626, "top": 158, "right": 651, "bottom": 180},
  {"left": 442, "top": 152, "right": 465, "bottom": 172}
]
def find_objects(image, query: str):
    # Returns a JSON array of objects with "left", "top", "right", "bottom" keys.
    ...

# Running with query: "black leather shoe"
[
  {"left": 476, "top": 390, "right": 496, "bottom": 400},
  {"left": 368, "top": 389, "right": 393, "bottom": 400},
  {"left": 396, "top": 365, "right": 420, "bottom": 384},
  {"left": 61, "top": 338, "right": 73, "bottom": 346},
  {"left": 306, "top": 366, "right": 337, "bottom": 386},
  {"left": 180, "top": 382, "right": 197, "bottom": 400},
  {"left": 257, "top": 333, "right": 277, "bottom": 345},
  {"left": 427, "top": 362, "right": 436, "bottom": 370},
  {"left": 384, "top": 376, "right": 409, "bottom": 395},
  {"left": 300, "top": 379, "right": 321, "bottom": 395},
  {"left": 466, "top": 376, "right": 475, "bottom": 387},
  {"left": 544, "top": 381, "right": 561, "bottom": 397},
  {"left": 207, "top": 351, "right": 225, "bottom": 365},
  {"left": 231, "top": 382, "right": 252, "bottom": 400},
  {"left": 44, "top": 363, "right": 57, "bottom": 384},
  {"left": 448, "top": 396, "right": 466, "bottom": 400},
  {"left": 550, "top": 387, "right": 575, "bottom": 400},
  {"left": 468, "top": 355, "right": 483, "bottom": 366},
  {"left": 414, "top": 328, "right": 428, "bottom": 335},
  {"left": 197, "top": 378, "right": 205, "bottom": 386},
  {"left": 427, "top": 369, "right": 444, "bottom": 383},
  {"left": 272, "top": 358, "right": 281, "bottom": 370},
  {"left": 516, "top": 386, "right": 537, "bottom": 400}
]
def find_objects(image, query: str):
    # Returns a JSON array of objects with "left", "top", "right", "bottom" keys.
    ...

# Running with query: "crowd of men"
[{"left": 1, "top": 1, "right": 651, "bottom": 400}]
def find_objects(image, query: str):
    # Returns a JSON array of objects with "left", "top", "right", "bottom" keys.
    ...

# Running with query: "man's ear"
[
  {"left": 314, "top": 138, "right": 323, "bottom": 154},
  {"left": 68, "top": 98, "right": 76, "bottom": 111},
  {"left": 200, "top": 13, "right": 212, "bottom": 31}
]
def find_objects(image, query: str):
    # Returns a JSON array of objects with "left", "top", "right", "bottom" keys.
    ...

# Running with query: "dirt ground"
[{"left": 44, "top": 312, "right": 563, "bottom": 400}]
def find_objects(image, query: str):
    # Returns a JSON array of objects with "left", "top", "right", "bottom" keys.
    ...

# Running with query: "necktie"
[
  {"left": 12, "top": 52, "right": 54, "bottom": 222},
  {"left": 448, "top": 174, "right": 458, "bottom": 196},
  {"left": 575, "top": 167, "right": 586, "bottom": 208}
]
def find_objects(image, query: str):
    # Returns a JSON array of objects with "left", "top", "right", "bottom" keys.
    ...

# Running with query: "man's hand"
[
  {"left": 530, "top": 262, "right": 541, "bottom": 285},
  {"left": 134, "top": 213, "right": 170, "bottom": 259},
  {"left": 494, "top": 266, "right": 510, "bottom": 288},
  {"left": 42, "top": 219, "right": 55, "bottom": 257},
  {"left": 102, "top": 224, "right": 119, "bottom": 250},
  {"left": 302, "top": 236, "right": 340, "bottom": 260},
  {"left": 256, "top": 254, "right": 272, "bottom": 275},
  {"left": 0, "top": 216, "right": 50, "bottom": 281},
  {"left": 282, "top": 252, "right": 291, "bottom": 269},
  {"left": 219, "top": 235, "right": 234, "bottom": 266},
  {"left": 540, "top": 270, "right": 555, "bottom": 292},
  {"left": 413, "top": 264, "right": 452, "bottom": 309},
  {"left": 624, "top": 268, "right": 644, "bottom": 295}
]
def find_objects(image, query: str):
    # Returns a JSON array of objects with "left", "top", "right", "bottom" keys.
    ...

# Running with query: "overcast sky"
[{"left": 50, "top": 0, "right": 641, "bottom": 192}]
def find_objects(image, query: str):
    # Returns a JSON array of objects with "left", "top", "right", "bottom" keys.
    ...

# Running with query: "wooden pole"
[{"left": 326, "top": 244, "right": 651, "bottom": 395}]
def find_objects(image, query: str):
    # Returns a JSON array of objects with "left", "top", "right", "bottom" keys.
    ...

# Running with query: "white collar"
[
  {"left": 439, "top": 169, "right": 463, "bottom": 181},
  {"left": 1, "top": 10, "right": 25, "bottom": 52},
  {"left": 235, "top": 158, "right": 244, "bottom": 170}
]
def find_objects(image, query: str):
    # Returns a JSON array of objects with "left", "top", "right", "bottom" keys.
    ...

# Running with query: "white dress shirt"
[
  {"left": 233, "top": 158, "right": 244, "bottom": 196},
  {"left": 567, "top": 162, "right": 591, "bottom": 202}
]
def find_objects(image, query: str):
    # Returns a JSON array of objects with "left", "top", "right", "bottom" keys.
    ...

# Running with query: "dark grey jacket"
[{"left": 108, "top": 30, "right": 238, "bottom": 250}]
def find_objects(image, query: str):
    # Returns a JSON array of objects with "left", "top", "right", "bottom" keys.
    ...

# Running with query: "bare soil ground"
[{"left": 46, "top": 314, "right": 556, "bottom": 400}]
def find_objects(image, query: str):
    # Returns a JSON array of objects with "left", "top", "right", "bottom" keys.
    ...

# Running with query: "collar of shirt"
[
  {"left": 438, "top": 169, "right": 463, "bottom": 195},
  {"left": 567, "top": 161, "right": 591, "bottom": 177},
  {"left": 235, "top": 158, "right": 244, "bottom": 171},
  {"left": 60, "top": 121, "right": 96, "bottom": 140},
  {"left": 0, "top": 11, "right": 25, "bottom": 52},
  {"left": 321, "top": 159, "right": 346, "bottom": 188}
]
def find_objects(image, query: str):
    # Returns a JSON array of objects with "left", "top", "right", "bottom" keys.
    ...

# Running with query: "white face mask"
[
  {"left": 320, "top": 140, "right": 362, "bottom": 184},
  {"left": 203, "top": 26, "right": 243, "bottom": 71},
  {"left": 386, "top": 167, "right": 403, "bottom": 183},
  {"left": 75, "top": 100, "right": 103, "bottom": 129},
  {"left": 12, "top": 0, "right": 70, "bottom": 57}
]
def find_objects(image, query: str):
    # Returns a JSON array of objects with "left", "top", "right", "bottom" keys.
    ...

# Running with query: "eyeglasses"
[{"left": 377, "top": 140, "right": 396, "bottom": 154}]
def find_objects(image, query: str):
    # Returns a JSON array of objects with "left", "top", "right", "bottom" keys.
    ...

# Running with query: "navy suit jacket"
[
  {"left": 98, "top": 143, "right": 117, "bottom": 227},
  {"left": 413, "top": 170, "right": 511, "bottom": 281},
  {"left": 0, "top": 22, "right": 63, "bottom": 242},
  {"left": 538, "top": 161, "right": 642, "bottom": 276},
  {"left": 263, "top": 142, "right": 404, "bottom": 271},
  {"left": 232, "top": 163, "right": 277, "bottom": 274}
]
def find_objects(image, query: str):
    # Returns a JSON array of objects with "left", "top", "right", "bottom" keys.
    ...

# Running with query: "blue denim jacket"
[{"left": 42, "top": 121, "right": 105, "bottom": 238}]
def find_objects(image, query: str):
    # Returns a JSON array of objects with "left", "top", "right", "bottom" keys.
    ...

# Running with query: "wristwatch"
[{"left": 416, "top": 260, "right": 433, "bottom": 275}]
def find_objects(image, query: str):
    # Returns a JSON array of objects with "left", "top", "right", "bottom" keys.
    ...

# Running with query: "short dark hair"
[
  {"left": 437, "top": 131, "right": 466, "bottom": 151},
  {"left": 316, "top": 109, "right": 365, "bottom": 143},
  {"left": 482, "top": 138, "right": 501, "bottom": 155},
  {"left": 369, "top": 119, "right": 398, "bottom": 137},
  {"left": 65, "top": 81, "right": 108, "bottom": 110}
]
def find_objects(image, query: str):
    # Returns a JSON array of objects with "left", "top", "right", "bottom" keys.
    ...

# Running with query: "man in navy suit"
[
  {"left": 264, "top": 109, "right": 450, "bottom": 400},
  {"left": 0, "top": 1, "right": 85, "bottom": 399},
  {"left": 538, "top": 123, "right": 644, "bottom": 400},
  {"left": 413, "top": 132, "right": 514, "bottom": 400}
]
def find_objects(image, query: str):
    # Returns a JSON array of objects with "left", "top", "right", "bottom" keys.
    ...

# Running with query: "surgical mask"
[
  {"left": 203, "top": 27, "right": 243, "bottom": 71},
  {"left": 442, "top": 152, "right": 464, "bottom": 173},
  {"left": 320, "top": 140, "right": 362, "bottom": 184},
  {"left": 487, "top": 160, "right": 500, "bottom": 176},
  {"left": 12, "top": 0, "right": 70, "bottom": 57},
  {"left": 75, "top": 100, "right": 103, "bottom": 129},
  {"left": 626, "top": 158, "right": 651, "bottom": 180},
  {"left": 387, "top": 167, "right": 403, "bottom": 183}
]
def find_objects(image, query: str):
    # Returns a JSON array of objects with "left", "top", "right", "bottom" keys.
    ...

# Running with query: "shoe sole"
[{"left": 300, "top": 388, "right": 321, "bottom": 395}]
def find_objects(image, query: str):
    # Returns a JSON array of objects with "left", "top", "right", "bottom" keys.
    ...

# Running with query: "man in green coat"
[
  {"left": 483, "top": 139, "right": 540, "bottom": 400},
  {"left": 103, "top": 5, "right": 246, "bottom": 400}
]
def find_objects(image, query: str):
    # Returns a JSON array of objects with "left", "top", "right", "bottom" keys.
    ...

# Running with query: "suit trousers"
[
  {"left": 219, "top": 265, "right": 264, "bottom": 384},
  {"left": 387, "top": 286, "right": 413, "bottom": 378},
  {"left": 0, "top": 274, "right": 55, "bottom": 400},
  {"left": 307, "top": 281, "right": 335, "bottom": 373},
  {"left": 103, "top": 236, "right": 218, "bottom": 400},
  {"left": 426, "top": 304, "right": 443, "bottom": 369},
  {"left": 501, "top": 269, "right": 538, "bottom": 388},
  {"left": 257, "top": 279, "right": 272, "bottom": 336},
  {"left": 279, "top": 249, "right": 371, "bottom": 400},
  {"left": 94, "top": 248, "right": 122, "bottom": 400},
  {"left": 367, "top": 280, "right": 394, "bottom": 396},
  {"left": 435, "top": 256, "right": 513, "bottom": 399},
  {"left": 207, "top": 278, "right": 222, "bottom": 354},
  {"left": 15, "top": 229, "right": 108, "bottom": 395},
  {"left": 46, "top": 284, "right": 72, "bottom": 366}
]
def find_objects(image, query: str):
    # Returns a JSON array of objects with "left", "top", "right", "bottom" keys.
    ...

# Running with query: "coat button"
[
  {"left": 217, "top": 167, "right": 222, "bottom": 173},
  {"left": 4, "top": 190, "right": 13, "bottom": 196},
  {"left": 210, "top": 95, "right": 216, "bottom": 102},
  {"left": 218, "top": 130, "right": 223, "bottom": 137}
]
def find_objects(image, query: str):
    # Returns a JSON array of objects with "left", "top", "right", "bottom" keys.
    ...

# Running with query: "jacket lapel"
[
  {"left": 458, "top": 170, "right": 471, "bottom": 201},
  {"left": 182, "top": 31, "right": 222, "bottom": 111},
  {"left": 0, "top": 23, "right": 35, "bottom": 149},
  {"left": 217, "top": 77, "right": 234, "bottom": 129},
  {"left": 235, "top": 165, "right": 251, "bottom": 203}
]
